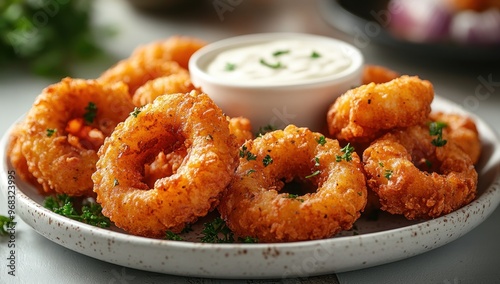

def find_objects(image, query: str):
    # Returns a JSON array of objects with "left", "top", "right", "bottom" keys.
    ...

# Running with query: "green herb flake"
[
  {"left": 238, "top": 236, "right": 259, "bottom": 243},
  {"left": 225, "top": 62, "right": 236, "bottom": 71},
  {"left": 46, "top": 128, "right": 56, "bottom": 137},
  {"left": 83, "top": 102, "right": 98, "bottom": 124},
  {"left": 272, "top": 50, "right": 289, "bottom": 57},
  {"left": 113, "top": 178, "right": 119, "bottom": 187},
  {"left": 425, "top": 159, "right": 433, "bottom": 169},
  {"left": 246, "top": 169, "right": 256, "bottom": 176},
  {"left": 130, "top": 107, "right": 142, "bottom": 118},
  {"left": 384, "top": 169, "right": 393, "bottom": 180},
  {"left": 311, "top": 51, "right": 321, "bottom": 58},
  {"left": 316, "top": 135, "right": 327, "bottom": 146},
  {"left": 263, "top": 154, "right": 273, "bottom": 167},
  {"left": 284, "top": 194, "right": 305, "bottom": 202},
  {"left": 305, "top": 170, "right": 321, "bottom": 179},
  {"left": 239, "top": 145, "right": 257, "bottom": 161},
  {"left": 336, "top": 143, "right": 355, "bottom": 162},
  {"left": 165, "top": 230, "right": 183, "bottom": 241},
  {"left": 260, "top": 58, "right": 285, "bottom": 69},
  {"left": 429, "top": 121, "right": 448, "bottom": 147}
]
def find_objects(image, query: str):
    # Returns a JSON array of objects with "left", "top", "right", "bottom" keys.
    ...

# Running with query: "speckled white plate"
[{"left": 1, "top": 96, "right": 499, "bottom": 279}]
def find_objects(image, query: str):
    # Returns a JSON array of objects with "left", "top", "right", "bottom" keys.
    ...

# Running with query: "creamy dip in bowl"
[{"left": 189, "top": 33, "right": 363, "bottom": 132}]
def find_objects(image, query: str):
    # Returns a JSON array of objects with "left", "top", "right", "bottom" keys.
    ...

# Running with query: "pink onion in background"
[
  {"left": 388, "top": 0, "right": 453, "bottom": 43},
  {"left": 387, "top": 0, "right": 500, "bottom": 46},
  {"left": 450, "top": 9, "right": 500, "bottom": 45}
]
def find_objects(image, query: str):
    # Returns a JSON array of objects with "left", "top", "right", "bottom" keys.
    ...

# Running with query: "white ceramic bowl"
[{"left": 189, "top": 33, "right": 364, "bottom": 132}]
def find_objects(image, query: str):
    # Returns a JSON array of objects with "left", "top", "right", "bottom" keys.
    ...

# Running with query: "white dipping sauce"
[{"left": 205, "top": 39, "right": 352, "bottom": 85}]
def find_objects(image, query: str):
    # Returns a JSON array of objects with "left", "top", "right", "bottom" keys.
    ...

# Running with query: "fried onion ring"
[
  {"left": 18, "top": 78, "right": 135, "bottom": 196},
  {"left": 92, "top": 91, "right": 239, "bottom": 238},
  {"left": 98, "top": 58, "right": 185, "bottom": 96},
  {"left": 429, "top": 111, "right": 481, "bottom": 164},
  {"left": 228, "top": 116, "right": 254, "bottom": 146},
  {"left": 218, "top": 125, "right": 367, "bottom": 242},
  {"left": 98, "top": 36, "right": 205, "bottom": 96},
  {"left": 327, "top": 75, "right": 434, "bottom": 143},
  {"left": 130, "top": 35, "right": 207, "bottom": 70},
  {"left": 132, "top": 71, "right": 196, "bottom": 107},
  {"left": 363, "top": 124, "right": 478, "bottom": 220},
  {"left": 7, "top": 123, "right": 42, "bottom": 191},
  {"left": 362, "top": 64, "right": 400, "bottom": 84},
  {"left": 143, "top": 115, "right": 252, "bottom": 188}
]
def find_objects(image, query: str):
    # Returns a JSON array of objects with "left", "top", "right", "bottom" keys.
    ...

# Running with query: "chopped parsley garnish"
[
  {"left": 46, "top": 128, "right": 56, "bottom": 137},
  {"left": 284, "top": 194, "right": 304, "bottom": 202},
  {"left": 336, "top": 143, "right": 355, "bottom": 162},
  {"left": 239, "top": 145, "right": 257, "bottom": 161},
  {"left": 44, "top": 194, "right": 110, "bottom": 228},
  {"left": 305, "top": 170, "right": 321, "bottom": 179},
  {"left": 200, "top": 217, "right": 234, "bottom": 243},
  {"left": 260, "top": 58, "right": 285, "bottom": 69},
  {"left": 225, "top": 62, "right": 236, "bottom": 71},
  {"left": 313, "top": 157, "right": 320, "bottom": 167},
  {"left": 425, "top": 159, "right": 433, "bottom": 169},
  {"left": 306, "top": 157, "right": 321, "bottom": 179},
  {"left": 165, "top": 230, "right": 183, "bottom": 241},
  {"left": 378, "top": 162, "right": 384, "bottom": 167},
  {"left": 316, "top": 135, "right": 327, "bottom": 146},
  {"left": 238, "top": 236, "right": 259, "bottom": 243},
  {"left": 272, "top": 50, "right": 289, "bottom": 57},
  {"left": 246, "top": 169, "right": 256, "bottom": 176},
  {"left": 263, "top": 154, "right": 273, "bottom": 167},
  {"left": 256, "top": 124, "right": 277, "bottom": 137},
  {"left": 83, "top": 102, "right": 97, "bottom": 124},
  {"left": 311, "top": 51, "right": 321, "bottom": 58},
  {"left": 429, "top": 121, "right": 448, "bottom": 147},
  {"left": 384, "top": 169, "right": 393, "bottom": 180},
  {"left": 0, "top": 215, "right": 15, "bottom": 236},
  {"left": 130, "top": 107, "right": 142, "bottom": 117}
]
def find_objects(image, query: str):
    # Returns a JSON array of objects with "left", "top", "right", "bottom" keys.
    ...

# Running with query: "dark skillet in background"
[{"left": 318, "top": 0, "right": 500, "bottom": 63}]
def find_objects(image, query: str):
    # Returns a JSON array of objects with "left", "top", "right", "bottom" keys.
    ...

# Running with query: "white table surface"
[{"left": 1, "top": 1, "right": 499, "bottom": 283}]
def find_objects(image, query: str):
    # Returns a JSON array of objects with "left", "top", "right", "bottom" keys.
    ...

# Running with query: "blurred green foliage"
[{"left": 0, "top": 0, "right": 105, "bottom": 77}]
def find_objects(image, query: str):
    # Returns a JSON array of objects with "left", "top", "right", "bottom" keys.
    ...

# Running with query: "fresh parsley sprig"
[
  {"left": 44, "top": 194, "right": 110, "bottom": 228},
  {"left": 0, "top": 215, "right": 15, "bottom": 236},
  {"left": 200, "top": 217, "right": 234, "bottom": 243},
  {"left": 165, "top": 230, "right": 183, "bottom": 241}
]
